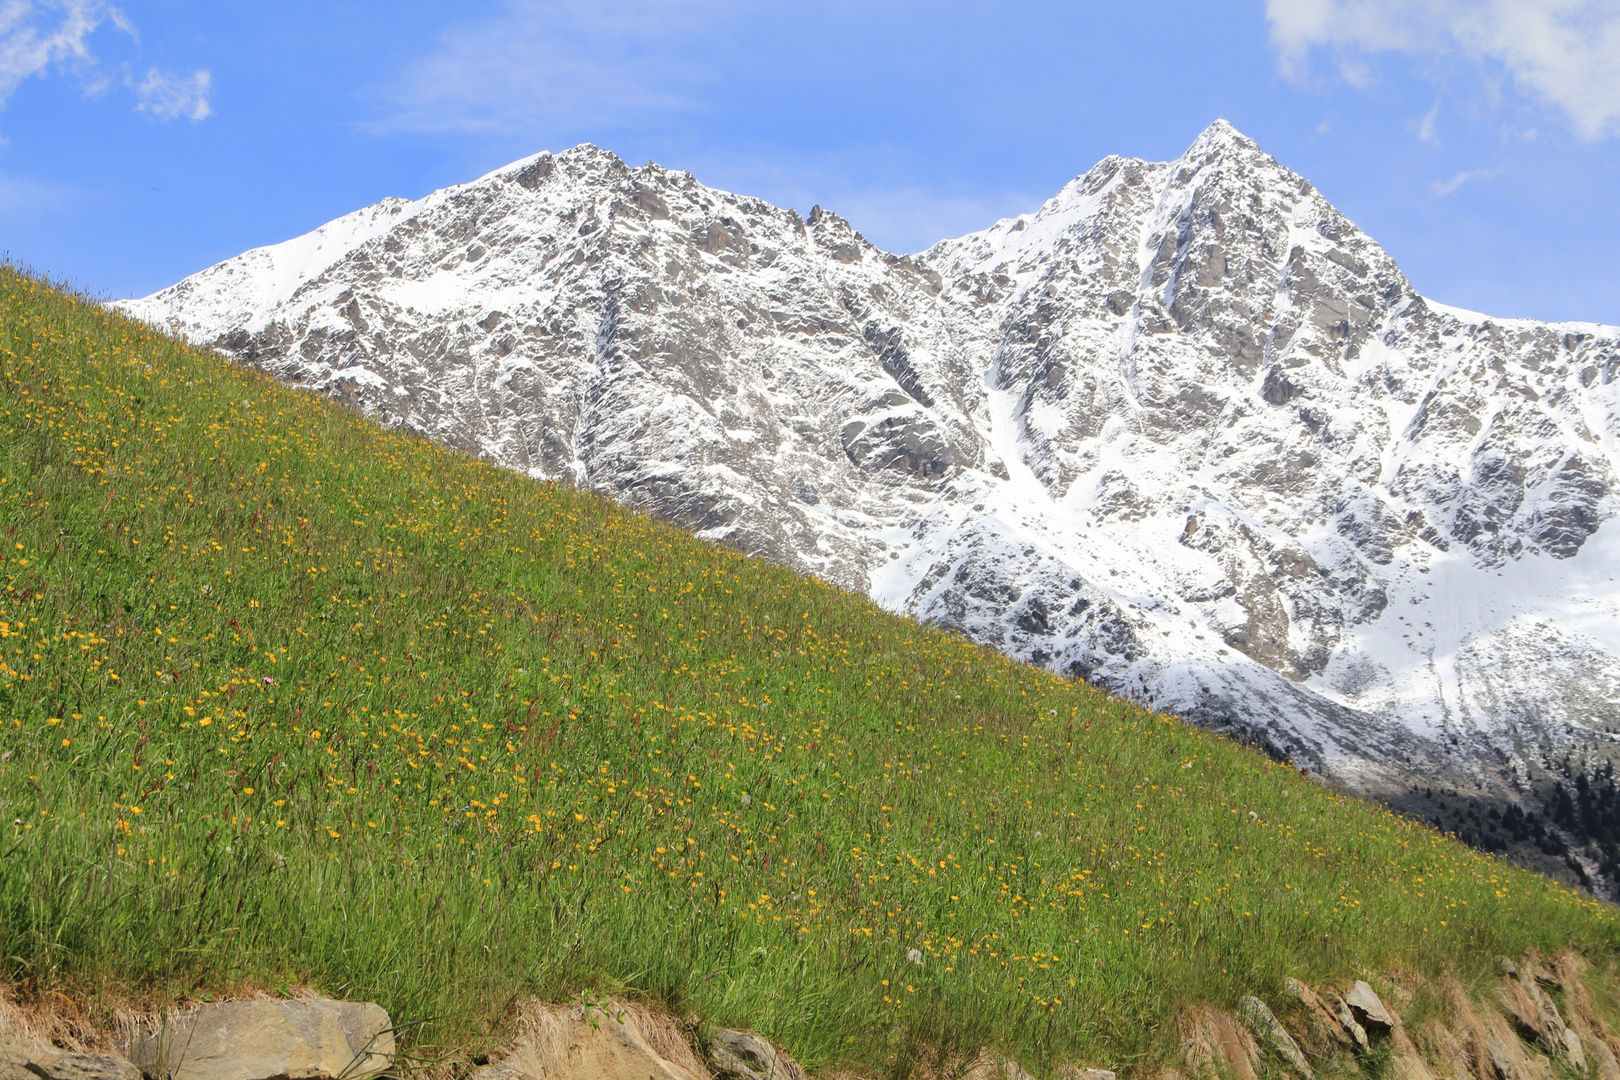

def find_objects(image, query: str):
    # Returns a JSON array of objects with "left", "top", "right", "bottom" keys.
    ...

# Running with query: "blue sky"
[{"left": 1, "top": 0, "right": 1617, "bottom": 325}]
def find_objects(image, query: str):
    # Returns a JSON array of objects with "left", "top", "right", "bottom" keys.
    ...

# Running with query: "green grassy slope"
[{"left": 0, "top": 268, "right": 1614, "bottom": 1074}]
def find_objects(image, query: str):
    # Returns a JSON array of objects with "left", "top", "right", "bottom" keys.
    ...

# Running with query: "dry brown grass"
[{"left": 504, "top": 997, "right": 713, "bottom": 1080}]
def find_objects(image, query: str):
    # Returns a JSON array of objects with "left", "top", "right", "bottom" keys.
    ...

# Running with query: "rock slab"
[
  {"left": 1282, "top": 978, "right": 1364, "bottom": 1054},
  {"left": 1237, "top": 996, "right": 1313, "bottom": 1079},
  {"left": 1320, "top": 992, "right": 1370, "bottom": 1051},
  {"left": 2, "top": 1049, "right": 139, "bottom": 1080},
  {"left": 707, "top": 1031, "right": 801, "bottom": 1080},
  {"left": 1, "top": 1008, "right": 139, "bottom": 1080},
  {"left": 1498, "top": 964, "right": 1588, "bottom": 1073},
  {"left": 123, "top": 1000, "right": 393, "bottom": 1080},
  {"left": 1345, "top": 982, "right": 1395, "bottom": 1033}
]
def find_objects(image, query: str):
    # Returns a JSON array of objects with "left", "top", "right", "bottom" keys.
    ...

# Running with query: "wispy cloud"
[
  {"left": 1414, "top": 100, "right": 1440, "bottom": 145},
  {"left": 0, "top": 0, "right": 210, "bottom": 120},
  {"left": 1266, "top": 0, "right": 1620, "bottom": 139},
  {"left": 373, "top": 0, "right": 741, "bottom": 136},
  {"left": 373, "top": 2, "right": 1040, "bottom": 252},
  {"left": 1429, "top": 167, "right": 1497, "bottom": 196},
  {"left": 0, "top": 167, "right": 71, "bottom": 217},
  {"left": 133, "top": 67, "right": 210, "bottom": 121},
  {"left": 0, "top": 0, "right": 125, "bottom": 105}
]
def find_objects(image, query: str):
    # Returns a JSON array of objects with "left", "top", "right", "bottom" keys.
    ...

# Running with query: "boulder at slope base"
[
  {"left": 1344, "top": 982, "right": 1395, "bottom": 1033},
  {"left": 707, "top": 1030, "right": 803, "bottom": 1080},
  {"left": 1281, "top": 977, "right": 1364, "bottom": 1054},
  {"left": 1181, "top": 1009, "right": 1260, "bottom": 1080},
  {"left": 122, "top": 1000, "right": 393, "bottom": 1080},
  {"left": 1, "top": 1002, "right": 138, "bottom": 1080},
  {"left": 2, "top": 1045, "right": 139, "bottom": 1080},
  {"left": 1236, "top": 996, "right": 1313, "bottom": 1078}
]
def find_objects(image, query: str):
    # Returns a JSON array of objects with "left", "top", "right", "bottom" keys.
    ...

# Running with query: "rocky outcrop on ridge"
[{"left": 119, "top": 121, "right": 1620, "bottom": 888}]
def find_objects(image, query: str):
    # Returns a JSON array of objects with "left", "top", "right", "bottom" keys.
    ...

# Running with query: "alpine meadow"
[{"left": 3, "top": 266, "right": 1619, "bottom": 1076}]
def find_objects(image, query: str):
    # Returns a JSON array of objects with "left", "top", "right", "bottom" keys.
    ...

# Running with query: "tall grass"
[{"left": 0, "top": 266, "right": 1615, "bottom": 1075}]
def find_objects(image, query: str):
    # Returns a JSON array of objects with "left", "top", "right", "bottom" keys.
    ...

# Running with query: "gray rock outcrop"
[
  {"left": 121, "top": 1000, "right": 393, "bottom": 1080},
  {"left": 1281, "top": 977, "right": 1365, "bottom": 1053},
  {"left": 1344, "top": 982, "right": 1395, "bottom": 1034},
  {"left": 1237, "top": 996, "right": 1312, "bottom": 1078},
  {"left": 1, "top": 1001, "right": 139, "bottom": 1080},
  {"left": 1497, "top": 960, "right": 1587, "bottom": 1072},
  {"left": 706, "top": 1031, "right": 801, "bottom": 1080},
  {"left": 3, "top": 1050, "right": 139, "bottom": 1080},
  {"left": 1319, "top": 991, "right": 1370, "bottom": 1051}
]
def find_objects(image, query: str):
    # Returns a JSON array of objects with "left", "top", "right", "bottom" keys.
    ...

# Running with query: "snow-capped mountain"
[{"left": 121, "top": 121, "right": 1620, "bottom": 886}]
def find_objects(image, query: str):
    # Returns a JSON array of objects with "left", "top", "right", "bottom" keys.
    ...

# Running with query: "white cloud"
[
  {"left": 0, "top": 0, "right": 127, "bottom": 106},
  {"left": 1414, "top": 100, "right": 1440, "bottom": 144},
  {"left": 0, "top": 168, "right": 71, "bottom": 218},
  {"left": 374, "top": 0, "right": 1037, "bottom": 251},
  {"left": 1266, "top": 0, "right": 1620, "bottom": 139},
  {"left": 375, "top": 0, "right": 741, "bottom": 136},
  {"left": 133, "top": 67, "right": 210, "bottom": 121},
  {"left": 1429, "top": 167, "right": 1498, "bottom": 196},
  {"left": 0, "top": 0, "right": 208, "bottom": 120},
  {"left": 1336, "top": 56, "right": 1374, "bottom": 88}
]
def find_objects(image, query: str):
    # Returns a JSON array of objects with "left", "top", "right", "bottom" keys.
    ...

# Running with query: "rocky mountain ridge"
[{"left": 120, "top": 121, "right": 1620, "bottom": 888}]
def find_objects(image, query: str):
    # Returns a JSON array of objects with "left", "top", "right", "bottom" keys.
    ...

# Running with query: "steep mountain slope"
[
  {"left": 11, "top": 264, "right": 1620, "bottom": 1076},
  {"left": 121, "top": 121, "right": 1620, "bottom": 885}
]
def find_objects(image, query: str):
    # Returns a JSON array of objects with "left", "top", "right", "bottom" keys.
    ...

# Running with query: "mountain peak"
[
  {"left": 477, "top": 143, "right": 630, "bottom": 190},
  {"left": 1169, "top": 118, "right": 1280, "bottom": 185},
  {"left": 120, "top": 127, "right": 1620, "bottom": 891},
  {"left": 1188, "top": 117, "right": 1259, "bottom": 153},
  {"left": 556, "top": 142, "right": 626, "bottom": 166}
]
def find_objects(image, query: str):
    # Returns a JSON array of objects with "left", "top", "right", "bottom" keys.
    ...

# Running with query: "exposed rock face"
[
  {"left": 19, "top": 1055, "right": 142, "bottom": 1080},
  {"left": 1, "top": 1048, "right": 139, "bottom": 1080},
  {"left": 705, "top": 1031, "right": 802, "bottom": 1080},
  {"left": 1344, "top": 982, "right": 1395, "bottom": 1034},
  {"left": 121, "top": 1000, "right": 393, "bottom": 1080},
  {"left": 120, "top": 120, "right": 1620, "bottom": 884},
  {"left": 1251, "top": 960, "right": 1620, "bottom": 1080},
  {"left": 1181, "top": 1006, "right": 1260, "bottom": 1080},
  {"left": 1, "top": 998, "right": 140, "bottom": 1080},
  {"left": 1496, "top": 961, "right": 1587, "bottom": 1072},
  {"left": 1237, "top": 996, "right": 1312, "bottom": 1079}
]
